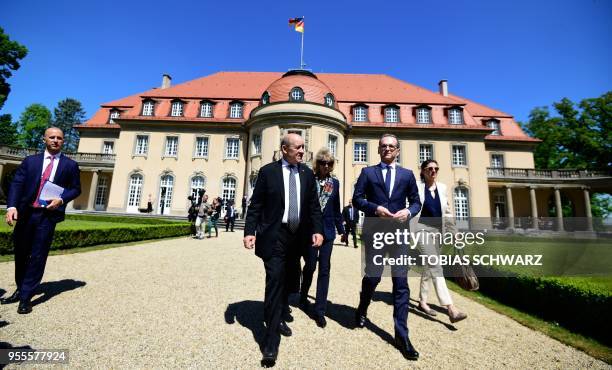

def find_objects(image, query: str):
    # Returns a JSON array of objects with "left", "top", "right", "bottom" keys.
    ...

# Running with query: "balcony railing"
[
  {"left": 487, "top": 167, "right": 611, "bottom": 179},
  {"left": 0, "top": 145, "right": 115, "bottom": 166}
]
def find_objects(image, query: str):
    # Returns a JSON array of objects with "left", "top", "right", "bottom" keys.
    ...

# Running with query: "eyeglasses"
[
  {"left": 379, "top": 144, "right": 397, "bottom": 150},
  {"left": 425, "top": 167, "right": 439, "bottom": 172},
  {"left": 317, "top": 160, "right": 334, "bottom": 167}
]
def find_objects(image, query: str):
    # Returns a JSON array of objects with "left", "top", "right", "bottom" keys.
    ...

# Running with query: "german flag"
[{"left": 288, "top": 17, "right": 304, "bottom": 33}]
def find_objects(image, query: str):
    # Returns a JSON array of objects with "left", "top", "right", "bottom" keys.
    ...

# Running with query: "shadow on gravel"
[
  {"left": 372, "top": 292, "right": 457, "bottom": 331},
  {"left": 224, "top": 301, "right": 266, "bottom": 350},
  {"left": 0, "top": 342, "right": 34, "bottom": 369},
  {"left": 31, "top": 279, "right": 87, "bottom": 307}
]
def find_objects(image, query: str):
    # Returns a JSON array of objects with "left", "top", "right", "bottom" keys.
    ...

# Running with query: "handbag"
[{"left": 452, "top": 247, "right": 479, "bottom": 291}]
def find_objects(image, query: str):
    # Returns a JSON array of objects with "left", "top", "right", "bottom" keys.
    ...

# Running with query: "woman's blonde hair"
[{"left": 312, "top": 148, "right": 335, "bottom": 175}]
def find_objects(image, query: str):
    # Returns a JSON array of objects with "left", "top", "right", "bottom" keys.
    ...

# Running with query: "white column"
[
  {"left": 87, "top": 170, "right": 99, "bottom": 211},
  {"left": 583, "top": 187, "right": 593, "bottom": 231},
  {"left": 529, "top": 186, "right": 538, "bottom": 229},
  {"left": 554, "top": 187, "right": 564, "bottom": 232},
  {"left": 505, "top": 186, "right": 514, "bottom": 230}
]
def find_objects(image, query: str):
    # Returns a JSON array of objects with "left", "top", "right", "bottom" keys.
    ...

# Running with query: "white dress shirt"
[
  {"left": 281, "top": 159, "right": 301, "bottom": 224},
  {"left": 380, "top": 162, "right": 396, "bottom": 197},
  {"left": 43, "top": 150, "right": 62, "bottom": 182}
]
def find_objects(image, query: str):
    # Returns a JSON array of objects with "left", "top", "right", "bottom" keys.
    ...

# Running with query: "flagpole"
[{"left": 300, "top": 16, "right": 305, "bottom": 69}]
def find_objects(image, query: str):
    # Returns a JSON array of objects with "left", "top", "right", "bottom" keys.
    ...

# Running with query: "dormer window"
[
  {"left": 416, "top": 106, "right": 432, "bottom": 124},
  {"left": 352, "top": 105, "right": 368, "bottom": 122},
  {"left": 487, "top": 119, "right": 501, "bottom": 135},
  {"left": 229, "top": 101, "right": 243, "bottom": 118},
  {"left": 170, "top": 100, "right": 184, "bottom": 117},
  {"left": 289, "top": 87, "right": 304, "bottom": 101},
  {"left": 261, "top": 92, "right": 270, "bottom": 105},
  {"left": 200, "top": 101, "right": 214, "bottom": 117},
  {"left": 324, "top": 93, "right": 335, "bottom": 107},
  {"left": 109, "top": 109, "right": 120, "bottom": 124},
  {"left": 448, "top": 107, "right": 464, "bottom": 125},
  {"left": 142, "top": 100, "right": 155, "bottom": 116},
  {"left": 384, "top": 105, "right": 399, "bottom": 123}
]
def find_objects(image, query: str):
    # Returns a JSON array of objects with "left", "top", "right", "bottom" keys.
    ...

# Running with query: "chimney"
[
  {"left": 438, "top": 79, "right": 448, "bottom": 97},
  {"left": 161, "top": 74, "right": 172, "bottom": 89}
]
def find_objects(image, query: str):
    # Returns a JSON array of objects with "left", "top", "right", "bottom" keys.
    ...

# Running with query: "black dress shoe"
[
  {"left": 17, "top": 300, "right": 32, "bottom": 315},
  {"left": 279, "top": 321, "right": 292, "bottom": 337},
  {"left": 282, "top": 306, "right": 293, "bottom": 323},
  {"left": 1, "top": 290, "right": 20, "bottom": 305},
  {"left": 395, "top": 336, "right": 419, "bottom": 360},
  {"left": 315, "top": 315, "right": 327, "bottom": 328},
  {"left": 354, "top": 311, "right": 367, "bottom": 328},
  {"left": 261, "top": 346, "right": 278, "bottom": 368}
]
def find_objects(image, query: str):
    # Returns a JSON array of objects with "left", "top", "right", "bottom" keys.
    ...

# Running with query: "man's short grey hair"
[{"left": 379, "top": 133, "right": 399, "bottom": 148}]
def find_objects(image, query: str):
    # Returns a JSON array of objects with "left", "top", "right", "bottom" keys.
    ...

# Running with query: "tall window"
[
  {"left": 452, "top": 145, "right": 467, "bottom": 166},
  {"left": 261, "top": 92, "right": 270, "bottom": 105},
  {"left": 229, "top": 102, "right": 243, "bottom": 118},
  {"left": 103, "top": 141, "right": 114, "bottom": 154},
  {"left": 127, "top": 174, "right": 143, "bottom": 211},
  {"left": 194, "top": 137, "right": 209, "bottom": 158},
  {"left": 494, "top": 194, "right": 506, "bottom": 218},
  {"left": 454, "top": 187, "right": 469, "bottom": 220},
  {"left": 94, "top": 177, "right": 108, "bottom": 209},
  {"left": 448, "top": 108, "right": 463, "bottom": 124},
  {"left": 170, "top": 101, "right": 183, "bottom": 117},
  {"left": 328, "top": 135, "right": 338, "bottom": 157},
  {"left": 419, "top": 144, "right": 433, "bottom": 164},
  {"left": 109, "top": 110, "right": 120, "bottom": 123},
  {"left": 252, "top": 133, "right": 262, "bottom": 155},
  {"left": 488, "top": 120, "right": 501, "bottom": 135},
  {"left": 222, "top": 177, "right": 237, "bottom": 202},
  {"left": 491, "top": 154, "right": 504, "bottom": 168},
  {"left": 384, "top": 106, "right": 399, "bottom": 123},
  {"left": 158, "top": 175, "right": 174, "bottom": 215},
  {"left": 142, "top": 100, "right": 155, "bottom": 116},
  {"left": 164, "top": 136, "right": 178, "bottom": 157},
  {"left": 190, "top": 176, "right": 206, "bottom": 203},
  {"left": 353, "top": 142, "right": 368, "bottom": 163},
  {"left": 324, "top": 93, "right": 335, "bottom": 107},
  {"left": 135, "top": 135, "right": 149, "bottom": 155},
  {"left": 290, "top": 87, "right": 304, "bottom": 101},
  {"left": 416, "top": 107, "right": 431, "bottom": 124},
  {"left": 225, "top": 137, "right": 239, "bottom": 159},
  {"left": 353, "top": 105, "right": 368, "bottom": 122},
  {"left": 200, "top": 101, "right": 213, "bottom": 117}
]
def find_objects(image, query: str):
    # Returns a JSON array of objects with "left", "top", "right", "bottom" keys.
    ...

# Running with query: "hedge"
[{"left": 0, "top": 224, "right": 191, "bottom": 255}]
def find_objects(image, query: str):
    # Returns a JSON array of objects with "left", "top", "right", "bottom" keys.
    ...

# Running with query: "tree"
[
  {"left": 0, "top": 114, "right": 18, "bottom": 145},
  {"left": 53, "top": 98, "right": 85, "bottom": 152},
  {"left": 17, "top": 103, "right": 51, "bottom": 149},
  {"left": 0, "top": 27, "right": 28, "bottom": 111}
]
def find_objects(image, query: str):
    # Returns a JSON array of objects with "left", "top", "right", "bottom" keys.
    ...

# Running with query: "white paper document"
[{"left": 39, "top": 181, "right": 65, "bottom": 201}]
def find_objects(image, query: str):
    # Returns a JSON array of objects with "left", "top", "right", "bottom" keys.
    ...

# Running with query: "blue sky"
[{"left": 1, "top": 0, "right": 610, "bottom": 123}]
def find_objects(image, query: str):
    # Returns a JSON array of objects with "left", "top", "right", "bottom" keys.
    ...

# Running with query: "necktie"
[
  {"left": 288, "top": 164, "right": 299, "bottom": 232},
  {"left": 384, "top": 164, "right": 392, "bottom": 197},
  {"left": 33, "top": 155, "right": 55, "bottom": 207},
  {"left": 349, "top": 207, "right": 353, "bottom": 221}
]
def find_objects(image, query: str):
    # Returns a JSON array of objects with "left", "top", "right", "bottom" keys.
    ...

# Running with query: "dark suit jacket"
[
  {"left": 352, "top": 163, "right": 421, "bottom": 218},
  {"left": 342, "top": 205, "right": 360, "bottom": 226},
  {"left": 8, "top": 153, "right": 81, "bottom": 223},
  {"left": 244, "top": 160, "right": 323, "bottom": 260},
  {"left": 319, "top": 177, "right": 344, "bottom": 241}
]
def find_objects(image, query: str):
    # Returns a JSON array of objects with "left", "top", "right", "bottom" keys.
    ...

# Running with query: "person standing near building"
[
  {"left": 195, "top": 193, "right": 211, "bottom": 239},
  {"left": 208, "top": 197, "right": 221, "bottom": 238},
  {"left": 300, "top": 148, "right": 344, "bottom": 328},
  {"left": 241, "top": 195, "right": 248, "bottom": 219},
  {"left": 1, "top": 127, "right": 81, "bottom": 314},
  {"left": 342, "top": 199, "right": 360, "bottom": 248},
  {"left": 243, "top": 133, "right": 323, "bottom": 367},
  {"left": 352, "top": 134, "right": 422, "bottom": 361},
  {"left": 225, "top": 199, "right": 236, "bottom": 232}
]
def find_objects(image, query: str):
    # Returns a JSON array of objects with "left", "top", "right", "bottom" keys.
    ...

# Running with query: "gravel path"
[{"left": 0, "top": 232, "right": 608, "bottom": 369}]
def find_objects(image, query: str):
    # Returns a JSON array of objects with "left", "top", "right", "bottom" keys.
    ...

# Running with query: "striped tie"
[{"left": 288, "top": 164, "right": 299, "bottom": 232}]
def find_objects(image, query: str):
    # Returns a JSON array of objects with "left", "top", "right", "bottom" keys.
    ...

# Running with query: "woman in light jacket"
[{"left": 415, "top": 159, "right": 467, "bottom": 323}]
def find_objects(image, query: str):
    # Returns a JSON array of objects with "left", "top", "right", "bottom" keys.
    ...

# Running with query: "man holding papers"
[{"left": 2, "top": 127, "right": 81, "bottom": 314}]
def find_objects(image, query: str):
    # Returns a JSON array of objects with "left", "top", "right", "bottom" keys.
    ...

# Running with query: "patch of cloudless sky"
[{"left": 1, "top": 0, "right": 610, "bottom": 124}]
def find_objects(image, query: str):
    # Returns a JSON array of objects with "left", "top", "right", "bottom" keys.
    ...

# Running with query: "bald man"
[{"left": 2, "top": 127, "right": 81, "bottom": 314}]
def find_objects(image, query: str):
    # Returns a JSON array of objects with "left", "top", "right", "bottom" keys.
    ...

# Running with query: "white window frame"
[
  {"left": 452, "top": 144, "right": 467, "bottom": 166},
  {"left": 327, "top": 134, "right": 338, "bottom": 157},
  {"left": 252, "top": 133, "right": 262, "bottom": 156},
  {"left": 102, "top": 141, "right": 114, "bottom": 155},
  {"left": 94, "top": 176, "right": 109, "bottom": 210},
  {"left": 290, "top": 87, "right": 304, "bottom": 101},
  {"left": 384, "top": 106, "right": 399, "bottom": 123},
  {"left": 491, "top": 153, "right": 504, "bottom": 168},
  {"left": 353, "top": 106, "right": 368, "bottom": 122},
  {"left": 261, "top": 92, "right": 270, "bottom": 105},
  {"left": 142, "top": 101, "right": 155, "bottom": 116},
  {"left": 229, "top": 102, "right": 243, "bottom": 118},
  {"left": 170, "top": 101, "right": 183, "bottom": 117},
  {"left": 488, "top": 120, "right": 501, "bottom": 135},
  {"left": 126, "top": 174, "right": 143, "bottom": 212},
  {"left": 448, "top": 108, "right": 464, "bottom": 125},
  {"left": 419, "top": 143, "right": 434, "bottom": 164},
  {"left": 454, "top": 187, "right": 469, "bottom": 220},
  {"left": 158, "top": 175, "right": 174, "bottom": 215},
  {"left": 417, "top": 107, "right": 431, "bottom": 124},
  {"left": 353, "top": 142, "right": 368, "bottom": 163},
  {"left": 134, "top": 135, "right": 149, "bottom": 156},
  {"left": 194, "top": 136, "right": 209, "bottom": 158},
  {"left": 190, "top": 176, "right": 206, "bottom": 204},
  {"left": 164, "top": 136, "right": 179, "bottom": 157},
  {"left": 109, "top": 110, "right": 120, "bottom": 123},
  {"left": 325, "top": 94, "right": 334, "bottom": 107},
  {"left": 200, "top": 101, "right": 213, "bottom": 117},
  {"left": 221, "top": 177, "right": 237, "bottom": 203},
  {"left": 225, "top": 137, "right": 240, "bottom": 160}
]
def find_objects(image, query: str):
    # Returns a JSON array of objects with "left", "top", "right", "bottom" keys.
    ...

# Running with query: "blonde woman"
[
  {"left": 300, "top": 148, "right": 345, "bottom": 328},
  {"left": 415, "top": 159, "right": 467, "bottom": 323}
]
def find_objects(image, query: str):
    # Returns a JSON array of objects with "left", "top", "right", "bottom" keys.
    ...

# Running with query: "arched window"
[
  {"left": 170, "top": 100, "right": 184, "bottom": 117},
  {"left": 158, "top": 175, "right": 174, "bottom": 215},
  {"left": 352, "top": 105, "right": 368, "bottom": 122},
  {"left": 289, "top": 87, "right": 304, "bottom": 101},
  {"left": 190, "top": 176, "right": 206, "bottom": 203},
  {"left": 324, "top": 93, "right": 335, "bottom": 107},
  {"left": 416, "top": 106, "right": 432, "bottom": 124},
  {"left": 261, "top": 92, "right": 270, "bottom": 105},
  {"left": 229, "top": 101, "right": 243, "bottom": 118},
  {"left": 222, "top": 177, "right": 237, "bottom": 203},
  {"left": 448, "top": 107, "right": 464, "bottom": 125},
  {"left": 384, "top": 106, "right": 399, "bottom": 123},
  {"left": 142, "top": 100, "right": 155, "bottom": 116},
  {"left": 200, "top": 101, "right": 214, "bottom": 117},
  {"left": 454, "top": 187, "right": 469, "bottom": 220},
  {"left": 127, "top": 174, "right": 143, "bottom": 212}
]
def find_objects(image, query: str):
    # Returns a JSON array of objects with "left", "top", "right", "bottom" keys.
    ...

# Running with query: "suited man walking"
[
  {"left": 352, "top": 134, "right": 421, "bottom": 361},
  {"left": 244, "top": 133, "right": 323, "bottom": 367},
  {"left": 2, "top": 127, "right": 81, "bottom": 314},
  {"left": 225, "top": 200, "right": 236, "bottom": 232},
  {"left": 341, "top": 200, "right": 360, "bottom": 248}
]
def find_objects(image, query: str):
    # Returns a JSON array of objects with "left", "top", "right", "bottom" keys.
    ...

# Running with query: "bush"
[{"left": 0, "top": 224, "right": 190, "bottom": 255}]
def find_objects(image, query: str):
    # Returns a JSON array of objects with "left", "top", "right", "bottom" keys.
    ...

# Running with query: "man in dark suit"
[
  {"left": 2, "top": 127, "right": 81, "bottom": 314},
  {"left": 352, "top": 134, "right": 422, "bottom": 361},
  {"left": 342, "top": 199, "right": 360, "bottom": 248},
  {"left": 244, "top": 133, "right": 323, "bottom": 367},
  {"left": 225, "top": 199, "right": 236, "bottom": 232}
]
